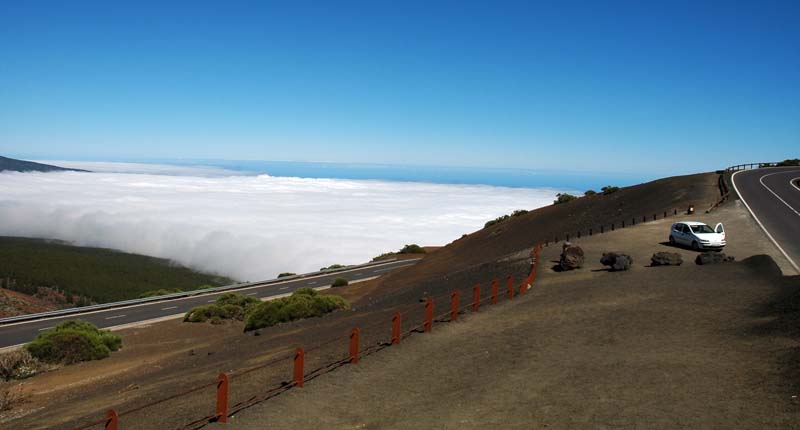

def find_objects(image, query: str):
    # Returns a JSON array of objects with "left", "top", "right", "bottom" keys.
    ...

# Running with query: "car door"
[
  {"left": 681, "top": 224, "right": 692, "bottom": 245},
  {"left": 715, "top": 223, "right": 725, "bottom": 240},
  {"left": 673, "top": 223, "right": 685, "bottom": 244}
]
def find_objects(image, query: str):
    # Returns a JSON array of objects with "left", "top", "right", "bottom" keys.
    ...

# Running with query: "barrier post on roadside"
[
  {"left": 349, "top": 328, "right": 360, "bottom": 364},
  {"left": 491, "top": 278, "right": 499, "bottom": 304},
  {"left": 450, "top": 291, "right": 460, "bottom": 321},
  {"left": 507, "top": 274, "right": 514, "bottom": 300},
  {"left": 424, "top": 298, "right": 434, "bottom": 332},
  {"left": 472, "top": 283, "right": 480, "bottom": 312},
  {"left": 105, "top": 409, "right": 119, "bottom": 430},
  {"left": 216, "top": 373, "right": 229, "bottom": 423},
  {"left": 293, "top": 347, "right": 305, "bottom": 387},
  {"left": 392, "top": 312, "right": 402, "bottom": 345}
]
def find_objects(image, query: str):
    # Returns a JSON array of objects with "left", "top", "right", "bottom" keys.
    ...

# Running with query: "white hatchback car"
[{"left": 669, "top": 221, "right": 726, "bottom": 251}]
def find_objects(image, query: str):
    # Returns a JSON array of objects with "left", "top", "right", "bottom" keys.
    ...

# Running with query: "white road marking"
[
  {"left": 37, "top": 326, "right": 54, "bottom": 331},
  {"left": 246, "top": 292, "right": 257, "bottom": 296},
  {"left": 355, "top": 273, "right": 363, "bottom": 276},
  {"left": 105, "top": 315, "right": 126, "bottom": 320},
  {"left": 732, "top": 170, "right": 800, "bottom": 274},
  {"left": 790, "top": 177, "right": 800, "bottom": 192},
  {"left": 308, "top": 281, "right": 317, "bottom": 285},
  {"left": 207, "top": 299, "right": 216, "bottom": 303},
  {"left": 759, "top": 171, "right": 800, "bottom": 217},
  {"left": 279, "top": 286, "right": 289, "bottom": 290},
  {"left": 161, "top": 306, "right": 178, "bottom": 311}
]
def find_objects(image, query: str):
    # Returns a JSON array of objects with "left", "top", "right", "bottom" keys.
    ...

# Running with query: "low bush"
[
  {"left": 584, "top": 189, "right": 597, "bottom": 196},
  {"left": 277, "top": 272, "right": 296, "bottom": 278},
  {"left": 331, "top": 278, "right": 348, "bottom": 287},
  {"left": 25, "top": 320, "right": 122, "bottom": 364},
  {"left": 484, "top": 209, "right": 529, "bottom": 228},
  {"left": 0, "top": 349, "right": 45, "bottom": 381},
  {"left": 320, "top": 264, "right": 346, "bottom": 271},
  {"left": 776, "top": 159, "right": 800, "bottom": 167},
  {"left": 244, "top": 289, "right": 349, "bottom": 332},
  {"left": 601, "top": 185, "right": 620, "bottom": 195},
  {"left": 138, "top": 288, "right": 182, "bottom": 298},
  {"left": 184, "top": 293, "right": 259, "bottom": 323},
  {"left": 399, "top": 244, "right": 426, "bottom": 254},
  {"left": 553, "top": 193, "right": 577, "bottom": 204}
]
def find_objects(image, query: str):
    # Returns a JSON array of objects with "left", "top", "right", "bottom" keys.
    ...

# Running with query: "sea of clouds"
[{"left": 0, "top": 162, "right": 561, "bottom": 282}]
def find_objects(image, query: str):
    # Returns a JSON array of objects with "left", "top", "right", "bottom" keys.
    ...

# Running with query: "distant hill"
[
  {"left": 0, "top": 236, "right": 234, "bottom": 304},
  {"left": 0, "top": 156, "right": 89, "bottom": 173}
]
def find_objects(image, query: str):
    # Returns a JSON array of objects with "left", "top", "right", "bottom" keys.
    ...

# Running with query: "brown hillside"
[{"left": 379, "top": 172, "right": 719, "bottom": 288}]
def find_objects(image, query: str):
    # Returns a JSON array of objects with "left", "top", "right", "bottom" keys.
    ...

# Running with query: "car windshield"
[{"left": 690, "top": 224, "right": 715, "bottom": 234}]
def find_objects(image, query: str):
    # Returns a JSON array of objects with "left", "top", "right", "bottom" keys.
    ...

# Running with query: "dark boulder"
[
  {"left": 559, "top": 243, "right": 584, "bottom": 271},
  {"left": 600, "top": 252, "right": 633, "bottom": 271},
  {"left": 651, "top": 252, "right": 683, "bottom": 266},
  {"left": 695, "top": 252, "right": 735, "bottom": 265}
]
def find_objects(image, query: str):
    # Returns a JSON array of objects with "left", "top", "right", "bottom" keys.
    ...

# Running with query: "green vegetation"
[
  {"left": 584, "top": 189, "right": 597, "bottom": 196},
  {"left": 0, "top": 236, "right": 233, "bottom": 303},
  {"left": 601, "top": 185, "right": 620, "bottom": 195},
  {"left": 399, "top": 244, "right": 426, "bottom": 254},
  {"left": 553, "top": 193, "right": 577, "bottom": 205},
  {"left": 25, "top": 320, "right": 122, "bottom": 365},
  {"left": 776, "top": 158, "right": 800, "bottom": 167},
  {"left": 484, "top": 209, "right": 529, "bottom": 228},
  {"left": 320, "top": 264, "right": 346, "bottom": 271},
  {"left": 244, "top": 288, "right": 349, "bottom": 332},
  {"left": 331, "top": 278, "right": 348, "bottom": 287},
  {"left": 277, "top": 272, "right": 297, "bottom": 278},
  {"left": 184, "top": 293, "right": 260, "bottom": 324}
]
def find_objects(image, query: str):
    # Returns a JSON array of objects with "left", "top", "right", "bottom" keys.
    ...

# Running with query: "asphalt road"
[
  {"left": 0, "top": 259, "right": 418, "bottom": 348},
  {"left": 732, "top": 166, "right": 800, "bottom": 274}
]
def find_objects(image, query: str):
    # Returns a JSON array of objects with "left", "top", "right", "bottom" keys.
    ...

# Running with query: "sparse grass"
[
  {"left": 244, "top": 288, "right": 349, "bottom": 332},
  {"left": 0, "top": 349, "right": 46, "bottom": 381},
  {"left": 0, "top": 384, "right": 23, "bottom": 412},
  {"left": 138, "top": 288, "right": 183, "bottom": 298},
  {"left": 25, "top": 320, "right": 122, "bottom": 365}
]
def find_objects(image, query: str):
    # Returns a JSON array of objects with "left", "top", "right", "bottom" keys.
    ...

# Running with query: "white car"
[{"left": 669, "top": 221, "right": 726, "bottom": 251}]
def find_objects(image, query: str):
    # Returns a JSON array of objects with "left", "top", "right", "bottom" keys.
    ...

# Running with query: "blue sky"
[{"left": 1, "top": 1, "right": 798, "bottom": 176}]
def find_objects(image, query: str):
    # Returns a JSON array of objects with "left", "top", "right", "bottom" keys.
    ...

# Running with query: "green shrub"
[
  {"left": 584, "top": 189, "right": 597, "bottom": 196},
  {"left": 601, "top": 185, "right": 620, "bottom": 195},
  {"left": 244, "top": 290, "right": 349, "bottom": 332},
  {"left": 331, "top": 278, "right": 348, "bottom": 287},
  {"left": 277, "top": 272, "right": 296, "bottom": 278},
  {"left": 776, "top": 159, "right": 800, "bottom": 167},
  {"left": 215, "top": 292, "right": 259, "bottom": 309},
  {"left": 511, "top": 209, "right": 528, "bottom": 217},
  {"left": 485, "top": 214, "right": 510, "bottom": 228},
  {"left": 553, "top": 193, "right": 577, "bottom": 205},
  {"left": 320, "top": 264, "right": 346, "bottom": 271},
  {"left": 183, "top": 293, "right": 259, "bottom": 323},
  {"left": 399, "top": 244, "right": 426, "bottom": 254},
  {"left": 25, "top": 320, "right": 122, "bottom": 364}
]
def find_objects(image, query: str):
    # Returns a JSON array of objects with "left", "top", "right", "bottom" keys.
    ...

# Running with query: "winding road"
[
  {"left": 732, "top": 166, "right": 800, "bottom": 274},
  {"left": 0, "top": 258, "right": 418, "bottom": 349}
]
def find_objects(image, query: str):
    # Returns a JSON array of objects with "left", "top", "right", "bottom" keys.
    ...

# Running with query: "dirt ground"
[{"left": 208, "top": 201, "right": 800, "bottom": 429}]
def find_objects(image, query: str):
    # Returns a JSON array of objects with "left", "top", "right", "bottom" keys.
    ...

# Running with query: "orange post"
[
  {"left": 472, "top": 283, "right": 480, "bottom": 312},
  {"left": 491, "top": 278, "right": 499, "bottom": 304},
  {"left": 293, "top": 347, "right": 305, "bottom": 387},
  {"left": 391, "top": 312, "right": 402, "bottom": 345},
  {"left": 105, "top": 410, "right": 119, "bottom": 430},
  {"left": 450, "top": 290, "right": 460, "bottom": 321},
  {"left": 215, "top": 373, "right": 229, "bottom": 423},
  {"left": 519, "top": 282, "right": 527, "bottom": 295},
  {"left": 423, "top": 298, "right": 434, "bottom": 333},
  {"left": 507, "top": 274, "right": 514, "bottom": 300},
  {"left": 349, "top": 328, "right": 360, "bottom": 364}
]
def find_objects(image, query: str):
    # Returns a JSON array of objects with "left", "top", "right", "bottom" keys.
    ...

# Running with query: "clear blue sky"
[{"left": 1, "top": 1, "right": 797, "bottom": 175}]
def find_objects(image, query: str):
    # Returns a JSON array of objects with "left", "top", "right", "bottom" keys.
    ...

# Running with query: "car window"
[
  {"left": 682, "top": 225, "right": 690, "bottom": 233},
  {"left": 690, "top": 225, "right": 714, "bottom": 234}
]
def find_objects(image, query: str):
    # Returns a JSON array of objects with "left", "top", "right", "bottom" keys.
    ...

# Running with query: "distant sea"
[{"left": 50, "top": 158, "right": 654, "bottom": 191}]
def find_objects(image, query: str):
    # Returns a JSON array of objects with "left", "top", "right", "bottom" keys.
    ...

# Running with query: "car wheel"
[
  {"left": 691, "top": 241, "right": 700, "bottom": 251},
  {"left": 669, "top": 236, "right": 675, "bottom": 246}
]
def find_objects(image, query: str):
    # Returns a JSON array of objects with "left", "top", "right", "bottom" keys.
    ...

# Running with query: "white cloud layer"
[{"left": 0, "top": 165, "right": 560, "bottom": 282}]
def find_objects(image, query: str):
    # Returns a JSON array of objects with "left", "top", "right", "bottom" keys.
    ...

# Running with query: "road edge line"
[{"left": 731, "top": 170, "right": 800, "bottom": 275}]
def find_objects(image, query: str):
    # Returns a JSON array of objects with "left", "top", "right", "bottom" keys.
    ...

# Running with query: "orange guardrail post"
[
  {"left": 424, "top": 298, "right": 434, "bottom": 333},
  {"left": 472, "top": 283, "right": 480, "bottom": 312},
  {"left": 507, "top": 274, "right": 514, "bottom": 300},
  {"left": 392, "top": 312, "right": 402, "bottom": 345},
  {"left": 491, "top": 278, "right": 498, "bottom": 304},
  {"left": 216, "top": 373, "right": 229, "bottom": 423},
  {"left": 450, "top": 290, "right": 460, "bottom": 321},
  {"left": 293, "top": 347, "right": 305, "bottom": 387},
  {"left": 105, "top": 409, "right": 119, "bottom": 430},
  {"left": 349, "top": 328, "right": 360, "bottom": 364}
]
